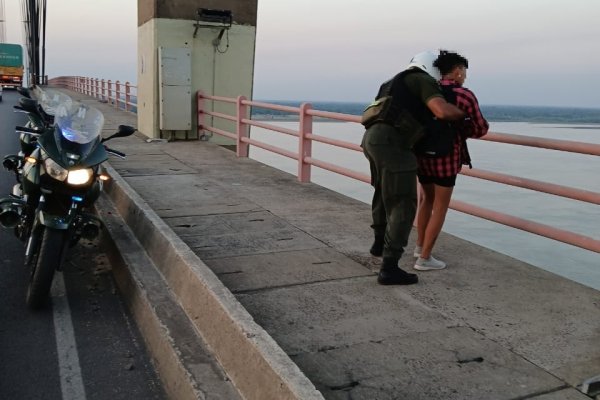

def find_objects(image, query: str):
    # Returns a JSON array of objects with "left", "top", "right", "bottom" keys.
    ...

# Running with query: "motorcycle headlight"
[
  {"left": 67, "top": 168, "right": 93, "bottom": 185},
  {"left": 44, "top": 158, "right": 69, "bottom": 181}
]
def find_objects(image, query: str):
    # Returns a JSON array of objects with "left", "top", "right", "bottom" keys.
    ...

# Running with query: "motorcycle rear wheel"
[{"left": 26, "top": 227, "right": 66, "bottom": 310}]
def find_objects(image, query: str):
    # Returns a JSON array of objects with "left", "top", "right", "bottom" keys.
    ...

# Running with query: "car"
[{"left": 0, "top": 84, "right": 3, "bottom": 102}]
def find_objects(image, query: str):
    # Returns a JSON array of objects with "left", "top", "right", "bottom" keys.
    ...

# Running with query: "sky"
[{"left": 3, "top": 0, "right": 600, "bottom": 108}]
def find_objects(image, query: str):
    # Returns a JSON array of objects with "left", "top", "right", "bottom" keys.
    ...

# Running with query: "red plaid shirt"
[{"left": 417, "top": 79, "right": 489, "bottom": 177}]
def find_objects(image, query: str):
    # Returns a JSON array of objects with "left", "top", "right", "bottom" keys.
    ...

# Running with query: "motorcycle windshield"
[
  {"left": 55, "top": 102, "right": 105, "bottom": 144},
  {"left": 50, "top": 125, "right": 103, "bottom": 166},
  {"left": 38, "top": 88, "right": 73, "bottom": 116},
  {"left": 42, "top": 102, "right": 104, "bottom": 166}
]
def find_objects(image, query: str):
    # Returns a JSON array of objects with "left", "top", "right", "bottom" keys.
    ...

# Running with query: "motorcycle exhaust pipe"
[
  {"left": 0, "top": 204, "right": 21, "bottom": 228},
  {"left": 0, "top": 197, "right": 26, "bottom": 229},
  {"left": 80, "top": 221, "right": 101, "bottom": 240}
]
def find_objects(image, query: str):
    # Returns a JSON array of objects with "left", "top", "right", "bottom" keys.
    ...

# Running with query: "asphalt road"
[{"left": 0, "top": 89, "right": 165, "bottom": 400}]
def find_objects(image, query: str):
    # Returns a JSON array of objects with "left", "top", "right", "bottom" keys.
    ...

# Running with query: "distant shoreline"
[
  {"left": 251, "top": 114, "right": 600, "bottom": 125},
  {"left": 250, "top": 102, "right": 600, "bottom": 124}
]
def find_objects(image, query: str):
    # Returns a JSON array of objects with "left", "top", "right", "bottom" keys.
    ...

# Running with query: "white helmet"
[{"left": 405, "top": 50, "right": 441, "bottom": 80}]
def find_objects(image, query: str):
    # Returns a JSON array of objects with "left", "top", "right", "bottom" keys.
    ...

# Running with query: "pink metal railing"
[
  {"left": 36, "top": 78, "right": 600, "bottom": 254},
  {"left": 48, "top": 76, "right": 137, "bottom": 113},
  {"left": 197, "top": 91, "right": 600, "bottom": 254}
]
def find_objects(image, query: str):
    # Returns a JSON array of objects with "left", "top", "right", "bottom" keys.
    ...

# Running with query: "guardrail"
[
  {"left": 197, "top": 91, "right": 600, "bottom": 254},
  {"left": 41, "top": 77, "right": 600, "bottom": 254},
  {"left": 48, "top": 76, "right": 137, "bottom": 113}
]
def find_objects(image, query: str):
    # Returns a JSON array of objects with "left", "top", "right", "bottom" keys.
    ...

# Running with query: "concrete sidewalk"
[{"left": 62, "top": 88, "right": 599, "bottom": 399}]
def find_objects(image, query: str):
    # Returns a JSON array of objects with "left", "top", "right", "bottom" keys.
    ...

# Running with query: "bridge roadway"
[
  {"left": 10, "top": 87, "right": 600, "bottom": 399},
  {"left": 0, "top": 90, "right": 166, "bottom": 399}
]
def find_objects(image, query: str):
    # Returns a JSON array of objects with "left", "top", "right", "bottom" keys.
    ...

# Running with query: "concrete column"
[{"left": 137, "top": 0, "right": 258, "bottom": 141}]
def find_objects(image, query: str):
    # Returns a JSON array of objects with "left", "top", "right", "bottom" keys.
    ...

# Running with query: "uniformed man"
[{"left": 362, "top": 50, "right": 465, "bottom": 285}]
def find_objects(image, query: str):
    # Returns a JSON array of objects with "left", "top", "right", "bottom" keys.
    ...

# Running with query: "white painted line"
[{"left": 52, "top": 272, "right": 87, "bottom": 400}]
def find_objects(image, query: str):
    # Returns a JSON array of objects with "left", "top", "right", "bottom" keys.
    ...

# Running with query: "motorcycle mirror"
[
  {"left": 101, "top": 125, "right": 136, "bottom": 143},
  {"left": 17, "top": 87, "right": 32, "bottom": 99},
  {"left": 19, "top": 98, "right": 40, "bottom": 114},
  {"left": 117, "top": 125, "right": 136, "bottom": 137}
]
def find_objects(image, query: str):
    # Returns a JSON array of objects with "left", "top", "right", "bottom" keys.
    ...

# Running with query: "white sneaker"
[
  {"left": 413, "top": 246, "right": 422, "bottom": 258},
  {"left": 414, "top": 256, "right": 446, "bottom": 271}
]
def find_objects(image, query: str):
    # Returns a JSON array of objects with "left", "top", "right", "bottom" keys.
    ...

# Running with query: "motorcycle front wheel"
[{"left": 26, "top": 227, "right": 67, "bottom": 309}]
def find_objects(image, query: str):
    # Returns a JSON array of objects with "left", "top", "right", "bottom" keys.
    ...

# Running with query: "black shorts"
[{"left": 417, "top": 174, "right": 457, "bottom": 188}]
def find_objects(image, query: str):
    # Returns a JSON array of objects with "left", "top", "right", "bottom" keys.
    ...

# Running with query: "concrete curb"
[
  {"left": 99, "top": 163, "right": 324, "bottom": 400},
  {"left": 98, "top": 195, "right": 213, "bottom": 400}
]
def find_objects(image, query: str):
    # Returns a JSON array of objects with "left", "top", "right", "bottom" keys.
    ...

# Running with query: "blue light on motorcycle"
[
  {"left": 61, "top": 126, "right": 79, "bottom": 142},
  {"left": 72, "top": 196, "right": 83, "bottom": 202}
]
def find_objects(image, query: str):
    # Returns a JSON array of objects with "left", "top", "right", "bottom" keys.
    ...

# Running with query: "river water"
[{"left": 248, "top": 121, "right": 600, "bottom": 291}]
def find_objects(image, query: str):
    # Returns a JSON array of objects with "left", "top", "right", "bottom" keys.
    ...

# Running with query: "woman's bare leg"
[
  {"left": 416, "top": 183, "right": 435, "bottom": 248},
  {"left": 420, "top": 184, "right": 454, "bottom": 259}
]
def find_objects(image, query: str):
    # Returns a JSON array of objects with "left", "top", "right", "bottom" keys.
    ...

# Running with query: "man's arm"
[{"left": 426, "top": 97, "right": 465, "bottom": 120}]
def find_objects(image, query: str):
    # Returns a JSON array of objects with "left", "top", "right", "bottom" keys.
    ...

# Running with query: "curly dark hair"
[{"left": 434, "top": 50, "right": 469, "bottom": 75}]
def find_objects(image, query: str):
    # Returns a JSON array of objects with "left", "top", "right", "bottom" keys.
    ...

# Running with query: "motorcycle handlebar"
[
  {"left": 104, "top": 146, "right": 126, "bottom": 159},
  {"left": 15, "top": 126, "right": 43, "bottom": 136}
]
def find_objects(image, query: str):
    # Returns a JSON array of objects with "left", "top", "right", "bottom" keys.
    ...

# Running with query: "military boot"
[{"left": 377, "top": 257, "right": 418, "bottom": 285}]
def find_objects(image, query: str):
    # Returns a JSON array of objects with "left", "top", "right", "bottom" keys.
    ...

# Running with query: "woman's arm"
[{"left": 455, "top": 88, "right": 489, "bottom": 138}]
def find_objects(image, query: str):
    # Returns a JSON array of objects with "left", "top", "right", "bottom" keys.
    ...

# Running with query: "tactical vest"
[{"left": 375, "top": 69, "right": 435, "bottom": 128}]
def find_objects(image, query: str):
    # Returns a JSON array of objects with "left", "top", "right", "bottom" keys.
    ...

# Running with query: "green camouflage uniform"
[{"left": 362, "top": 72, "right": 443, "bottom": 259}]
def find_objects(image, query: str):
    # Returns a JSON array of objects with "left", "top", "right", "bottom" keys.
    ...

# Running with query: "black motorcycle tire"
[{"left": 26, "top": 227, "right": 66, "bottom": 309}]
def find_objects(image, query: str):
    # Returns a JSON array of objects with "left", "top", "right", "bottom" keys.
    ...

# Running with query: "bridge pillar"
[{"left": 137, "top": 0, "right": 257, "bottom": 141}]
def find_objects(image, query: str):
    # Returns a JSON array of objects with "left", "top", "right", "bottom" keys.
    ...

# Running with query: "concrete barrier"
[{"left": 98, "top": 163, "right": 324, "bottom": 400}]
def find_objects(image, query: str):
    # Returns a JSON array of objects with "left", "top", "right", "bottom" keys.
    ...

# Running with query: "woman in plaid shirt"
[{"left": 414, "top": 51, "right": 489, "bottom": 271}]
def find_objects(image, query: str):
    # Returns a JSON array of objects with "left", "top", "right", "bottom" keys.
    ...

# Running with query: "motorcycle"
[
  {"left": 3, "top": 87, "right": 73, "bottom": 179},
  {"left": 0, "top": 92, "right": 135, "bottom": 309}
]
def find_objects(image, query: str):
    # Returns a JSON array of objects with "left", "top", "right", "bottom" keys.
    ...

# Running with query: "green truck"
[{"left": 0, "top": 43, "right": 24, "bottom": 88}]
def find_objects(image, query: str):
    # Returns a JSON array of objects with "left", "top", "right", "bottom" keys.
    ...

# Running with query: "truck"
[{"left": 0, "top": 43, "right": 24, "bottom": 89}]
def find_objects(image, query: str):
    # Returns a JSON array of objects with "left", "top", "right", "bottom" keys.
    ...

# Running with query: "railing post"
[
  {"left": 236, "top": 95, "right": 249, "bottom": 157},
  {"left": 298, "top": 102, "right": 313, "bottom": 182},
  {"left": 94, "top": 78, "right": 99, "bottom": 99},
  {"left": 101, "top": 79, "right": 106, "bottom": 102},
  {"left": 115, "top": 80, "right": 121, "bottom": 110},
  {"left": 125, "top": 82, "right": 131, "bottom": 112},
  {"left": 197, "top": 91, "right": 206, "bottom": 139},
  {"left": 107, "top": 80, "right": 112, "bottom": 105}
]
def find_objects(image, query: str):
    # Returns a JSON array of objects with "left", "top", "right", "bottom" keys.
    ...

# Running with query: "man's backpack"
[
  {"left": 413, "top": 118, "right": 457, "bottom": 158},
  {"left": 413, "top": 84, "right": 458, "bottom": 158}
]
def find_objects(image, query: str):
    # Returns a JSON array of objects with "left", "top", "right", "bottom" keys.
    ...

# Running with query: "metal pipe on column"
[{"left": 20, "top": 0, "right": 46, "bottom": 85}]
